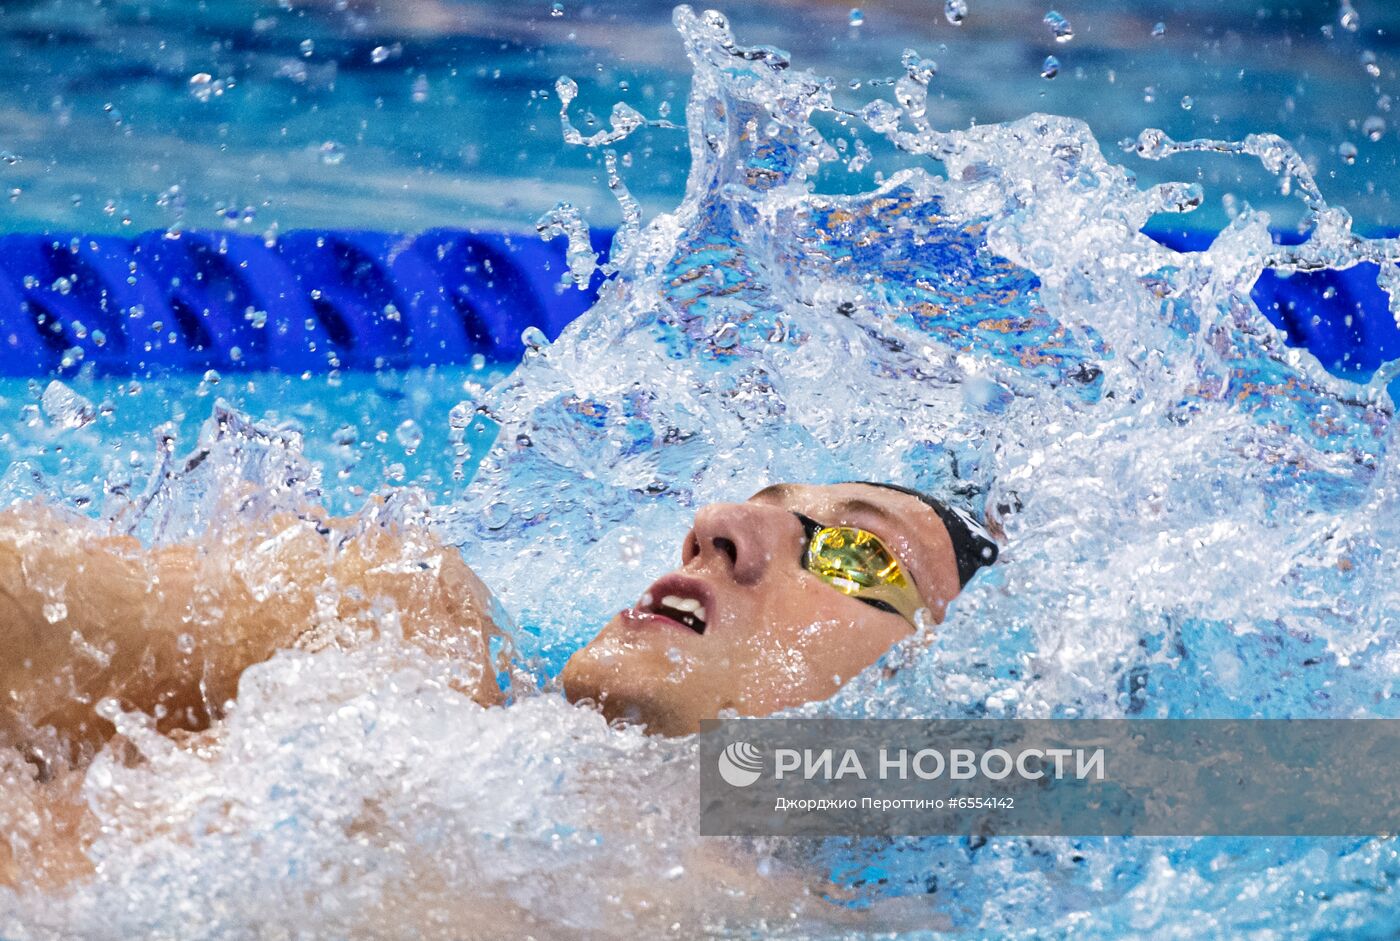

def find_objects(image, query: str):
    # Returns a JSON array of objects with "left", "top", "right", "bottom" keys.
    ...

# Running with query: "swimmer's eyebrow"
[
  {"left": 750, "top": 485, "right": 911, "bottom": 550},
  {"left": 750, "top": 483, "right": 796, "bottom": 504}
]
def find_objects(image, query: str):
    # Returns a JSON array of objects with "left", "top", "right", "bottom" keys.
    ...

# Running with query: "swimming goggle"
[{"left": 795, "top": 513, "right": 925, "bottom": 625}]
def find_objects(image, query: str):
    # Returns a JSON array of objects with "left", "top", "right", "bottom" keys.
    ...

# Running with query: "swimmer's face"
[{"left": 561, "top": 483, "right": 965, "bottom": 736}]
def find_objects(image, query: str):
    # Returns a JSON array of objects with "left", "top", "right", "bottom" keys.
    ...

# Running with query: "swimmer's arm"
[
  {"left": 0, "top": 502, "right": 502, "bottom": 757},
  {"left": 0, "top": 506, "right": 205, "bottom": 753}
]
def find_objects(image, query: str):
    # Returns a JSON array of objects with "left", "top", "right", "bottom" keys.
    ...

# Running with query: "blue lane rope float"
[
  {"left": 0, "top": 228, "right": 612, "bottom": 376},
  {"left": 0, "top": 226, "right": 1395, "bottom": 383},
  {"left": 1148, "top": 227, "right": 1400, "bottom": 387}
]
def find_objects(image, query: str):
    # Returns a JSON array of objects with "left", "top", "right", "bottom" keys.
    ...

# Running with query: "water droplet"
[
  {"left": 618, "top": 533, "right": 644, "bottom": 567},
  {"left": 900, "top": 49, "right": 937, "bottom": 84},
  {"left": 94, "top": 698, "right": 125, "bottom": 724},
  {"left": 551, "top": 1, "right": 564, "bottom": 15},
  {"left": 411, "top": 74, "right": 430, "bottom": 103},
  {"left": 1151, "top": 21, "right": 1166, "bottom": 38},
  {"left": 521, "top": 325, "right": 549, "bottom": 351},
  {"left": 43, "top": 602, "right": 67, "bottom": 624},
  {"left": 1340, "top": 141, "right": 1359, "bottom": 164},
  {"left": 41, "top": 380, "right": 95, "bottom": 429},
  {"left": 319, "top": 141, "right": 344, "bottom": 165},
  {"left": 1361, "top": 50, "right": 1381, "bottom": 79},
  {"left": 1364, "top": 115, "right": 1387, "bottom": 142},
  {"left": 1180, "top": 95, "right": 1194, "bottom": 111},
  {"left": 396, "top": 419, "right": 423, "bottom": 454},
  {"left": 176, "top": 633, "right": 197, "bottom": 655},
  {"left": 848, "top": 8, "right": 865, "bottom": 27},
  {"left": 371, "top": 45, "right": 391, "bottom": 64},
  {"left": 555, "top": 75, "right": 579, "bottom": 104},
  {"left": 1340, "top": 0, "right": 1360, "bottom": 33},
  {"left": 1044, "top": 10, "right": 1073, "bottom": 43},
  {"left": 713, "top": 323, "right": 740, "bottom": 350},
  {"left": 448, "top": 402, "right": 473, "bottom": 442},
  {"left": 944, "top": 0, "right": 967, "bottom": 25},
  {"left": 300, "top": 38, "right": 314, "bottom": 57},
  {"left": 187, "top": 72, "right": 225, "bottom": 103},
  {"left": 860, "top": 99, "right": 901, "bottom": 133},
  {"left": 329, "top": 426, "right": 357, "bottom": 453},
  {"left": 1158, "top": 181, "right": 1204, "bottom": 213},
  {"left": 51, "top": 276, "right": 72, "bottom": 295},
  {"left": 1041, "top": 55, "right": 1060, "bottom": 79},
  {"left": 483, "top": 501, "right": 511, "bottom": 530}
]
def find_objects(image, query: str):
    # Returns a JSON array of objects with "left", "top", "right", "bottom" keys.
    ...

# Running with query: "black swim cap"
[{"left": 848, "top": 481, "right": 999, "bottom": 588}]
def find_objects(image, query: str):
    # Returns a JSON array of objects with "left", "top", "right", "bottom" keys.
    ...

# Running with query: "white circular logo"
[{"left": 718, "top": 741, "right": 764, "bottom": 787}]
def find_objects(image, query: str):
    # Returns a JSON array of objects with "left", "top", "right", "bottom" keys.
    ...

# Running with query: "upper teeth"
[{"left": 662, "top": 594, "right": 707, "bottom": 623}]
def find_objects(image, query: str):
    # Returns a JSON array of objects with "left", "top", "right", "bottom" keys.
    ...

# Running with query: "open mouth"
[{"left": 639, "top": 589, "right": 708, "bottom": 634}]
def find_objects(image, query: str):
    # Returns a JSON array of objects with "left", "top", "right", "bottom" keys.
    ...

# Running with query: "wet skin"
[
  {"left": 560, "top": 483, "right": 964, "bottom": 736},
  {"left": 0, "top": 501, "right": 504, "bottom": 766},
  {"left": 0, "top": 483, "right": 965, "bottom": 759},
  {"left": 0, "top": 482, "right": 967, "bottom": 890}
]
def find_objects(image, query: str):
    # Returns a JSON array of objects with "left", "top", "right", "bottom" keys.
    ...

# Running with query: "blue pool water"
[
  {"left": 2, "top": 0, "right": 1400, "bottom": 235},
  {"left": 2, "top": 2, "right": 1400, "bottom": 939}
]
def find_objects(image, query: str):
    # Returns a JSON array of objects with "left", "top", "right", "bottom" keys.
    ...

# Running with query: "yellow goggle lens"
[
  {"left": 803, "top": 523, "right": 923, "bottom": 624},
  {"left": 807, "top": 527, "right": 907, "bottom": 591}
]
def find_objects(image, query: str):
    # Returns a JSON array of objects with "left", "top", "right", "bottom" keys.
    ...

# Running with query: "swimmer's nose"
[{"left": 685, "top": 502, "right": 789, "bottom": 586}]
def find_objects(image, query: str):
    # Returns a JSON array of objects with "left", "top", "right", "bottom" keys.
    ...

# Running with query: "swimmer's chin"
[{"left": 561, "top": 630, "right": 704, "bottom": 737}]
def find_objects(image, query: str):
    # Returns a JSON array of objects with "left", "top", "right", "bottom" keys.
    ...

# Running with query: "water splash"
[
  {"left": 542, "top": 75, "right": 685, "bottom": 284},
  {"left": 5, "top": 4, "right": 1400, "bottom": 937},
  {"left": 553, "top": 75, "right": 682, "bottom": 148},
  {"left": 38, "top": 381, "right": 95, "bottom": 430},
  {"left": 534, "top": 201, "right": 598, "bottom": 288},
  {"left": 444, "top": 5, "right": 1399, "bottom": 930},
  {"left": 108, "top": 400, "right": 324, "bottom": 544},
  {"left": 1127, "top": 127, "right": 1400, "bottom": 344}
]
